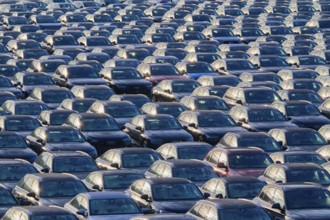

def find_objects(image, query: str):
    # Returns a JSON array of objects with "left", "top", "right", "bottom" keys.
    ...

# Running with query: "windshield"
[
  {"left": 286, "top": 104, "right": 320, "bottom": 116},
  {"left": 0, "top": 78, "right": 12, "bottom": 87},
  {"left": 173, "top": 166, "right": 217, "bottom": 181},
  {"left": 245, "top": 91, "right": 281, "bottom": 104},
  {"left": 285, "top": 154, "right": 326, "bottom": 165},
  {"left": 286, "top": 131, "right": 326, "bottom": 146},
  {"left": 47, "top": 130, "right": 85, "bottom": 143},
  {"left": 40, "top": 180, "right": 87, "bottom": 198},
  {"left": 86, "top": 38, "right": 111, "bottom": 46},
  {"left": 15, "top": 103, "right": 48, "bottom": 115},
  {"left": 241, "top": 29, "right": 264, "bottom": 36},
  {"left": 172, "top": 82, "right": 199, "bottom": 93},
  {"left": 219, "top": 207, "right": 271, "bottom": 220},
  {"left": 73, "top": 100, "right": 95, "bottom": 113},
  {"left": 5, "top": 119, "right": 40, "bottom": 131},
  {"left": 145, "top": 118, "right": 182, "bottom": 130},
  {"left": 103, "top": 173, "right": 144, "bottom": 189},
  {"left": 53, "top": 36, "right": 77, "bottom": 46},
  {"left": 150, "top": 66, "right": 180, "bottom": 76},
  {"left": 286, "top": 189, "right": 330, "bottom": 209},
  {"left": 68, "top": 67, "right": 99, "bottom": 78},
  {"left": 260, "top": 57, "right": 289, "bottom": 67},
  {"left": 187, "top": 63, "right": 214, "bottom": 73},
  {"left": 228, "top": 153, "right": 273, "bottom": 169},
  {"left": 82, "top": 118, "right": 119, "bottom": 132},
  {"left": 0, "top": 190, "right": 16, "bottom": 206},
  {"left": 287, "top": 169, "right": 330, "bottom": 185},
  {"left": 293, "top": 81, "right": 321, "bottom": 91},
  {"left": 41, "top": 62, "right": 65, "bottom": 72},
  {"left": 84, "top": 89, "right": 113, "bottom": 100},
  {"left": 112, "top": 69, "right": 142, "bottom": 80},
  {"left": 227, "top": 61, "right": 256, "bottom": 70},
  {"left": 227, "top": 182, "right": 266, "bottom": 199},
  {"left": 196, "top": 98, "right": 230, "bottom": 111},
  {"left": 178, "top": 146, "right": 212, "bottom": 160},
  {"left": 127, "top": 51, "right": 149, "bottom": 60},
  {"left": 248, "top": 109, "right": 286, "bottom": 122},
  {"left": 214, "top": 78, "right": 240, "bottom": 87},
  {"left": 198, "top": 114, "right": 236, "bottom": 127},
  {"left": 105, "top": 105, "right": 140, "bottom": 118},
  {"left": 53, "top": 157, "right": 98, "bottom": 173},
  {"left": 122, "top": 153, "right": 162, "bottom": 168},
  {"left": 152, "top": 183, "right": 203, "bottom": 201},
  {"left": 90, "top": 198, "right": 140, "bottom": 215},
  {"left": 197, "top": 54, "right": 220, "bottom": 63},
  {"left": 50, "top": 113, "right": 71, "bottom": 125},
  {"left": 24, "top": 75, "right": 54, "bottom": 85},
  {"left": 289, "top": 92, "right": 322, "bottom": 103},
  {"left": 299, "top": 56, "right": 326, "bottom": 65},
  {"left": 42, "top": 91, "right": 73, "bottom": 103},
  {"left": 158, "top": 105, "right": 186, "bottom": 117},
  {"left": 31, "top": 215, "right": 77, "bottom": 220},
  {"left": 0, "top": 134, "right": 27, "bottom": 148},
  {"left": 238, "top": 137, "right": 281, "bottom": 152},
  {"left": 0, "top": 165, "right": 37, "bottom": 181},
  {"left": 260, "top": 47, "right": 287, "bottom": 56},
  {"left": 212, "top": 29, "right": 235, "bottom": 37}
]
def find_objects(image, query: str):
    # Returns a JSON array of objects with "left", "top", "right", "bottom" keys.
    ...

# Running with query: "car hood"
[
  {"left": 290, "top": 115, "right": 330, "bottom": 128},
  {"left": 22, "top": 85, "right": 59, "bottom": 93},
  {"left": 150, "top": 75, "right": 187, "bottom": 84},
  {"left": 40, "top": 197, "right": 71, "bottom": 206},
  {"left": 83, "top": 131, "right": 129, "bottom": 140},
  {"left": 88, "top": 214, "right": 143, "bottom": 220},
  {"left": 53, "top": 45, "right": 85, "bottom": 50},
  {"left": 147, "top": 130, "right": 192, "bottom": 141},
  {"left": 287, "top": 209, "right": 330, "bottom": 220},
  {"left": 0, "top": 148, "right": 37, "bottom": 162},
  {"left": 69, "top": 78, "right": 108, "bottom": 86},
  {"left": 112, "top": 79, "right": 151, "bottom": 86},
  {"left": 250, "top": 121, "right": 297, "bottom": 132},
  {"left": 187, "top": 72, "right": 218, "bottom": 80},
  {"left": 153, "top": 200, "right": 199, "bottom": 213},
  {"left": 286, "top": 144, "right": 324, "bottom": 151},
  {"left": 200, "top": 126, "right": 246, "bottom": 136},
  {"left": 45, "top": 142, "right": 95, "bottom": 153}
]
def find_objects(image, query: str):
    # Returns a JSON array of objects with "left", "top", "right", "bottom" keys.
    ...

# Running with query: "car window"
[
  {"left": 259, "top": 187, "right": 276, "bottom": 203},
  {"left": 202, "top": 179, "right": 218, "bottom": 193},
  {"left": 272, "top": 189, "right": 285, "bottom": 208}
]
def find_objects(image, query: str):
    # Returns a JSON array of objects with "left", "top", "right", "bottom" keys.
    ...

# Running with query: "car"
[
  {"left": 109, "top": 94, "right": 151, "bottom": 109},
  {"left": 27, "top": 59, "right": 68, "bottom": 76},
  {"left": 1, "top": 100, "right": 49, "bottom": 118},
  {"left": 271, "top": 100, "right": 330, "bottom": 130},
  {"left": 268, "top": 128, "right": 327, "bottom": 151},
  {"left": 33, "top": 151, "right": 99, "bottom": 179},
  {"left": 270, "top": 151, "right": 327, "bottom": 165},
  {"left": 27, "top": 87, "right": 74, "bottom": 110},
  {"left": 58, "top": 98, "right": 97, "bottom": 113},
  {"left": 277, "top": 89, "right": 324, "bottom": 106},
  {"left": 286, "top": 55, "right": 327, "bottom": 69},
  {"left": 96, "top": 148, "right": 162, "bottom": 174},
  {"left": 64, "top": 192, "right": 144, "bottom": 219},
  {"left": 277, "top": 69, "right": 319, "bottom": 81},
  {"left": 11, "top": 72, "right": 59, "bottom": 97},
  {"left": 180, "top": 96, "right": 230, "bottom": 112},
  {"left": 229, "top": 105, "right": 297, "bottom": 132},
  {"left": 253, "top": 184, "right": 330, "bottom": 219},
  {"left": 126, "top": 178, "right": 207, "bottom": 214},
  {"left": 25, "top": 126, "right": 97, "bottom": 158},
  {"left": 191, "top": 85, "right": 230, "bottom": 98},
  {"left": 12, "top": 173, "right": 89, "bottom": 206},
  {"left": 2, "top": 206, "right": 79, "bottom": 220},
  {"left": 187, "top": 199, "right": 272, "bottom": 220},
  {"left": 70, "top": 85, "right": 114, "bottom": 101},
  {"left": 217, "top": 132, "right": 284, "bottom": 153},
  {"left": 178, "top": 110, "right": 246, "bottom": 144},
  {"left": 100, "top": 67, "right": 152, "bottom": 95},
  {"left": 64, "top": 113, "right": 132, "bottom": 155},
  {"left": 175, "top": 61, "right": 218, "bottom": 80},
  {"left": 201, "top": 177, "right": 266, "bottom": 199},
  {"left": 0, "top": 115, "right": 41, "bottom": 137},
  {"left": 204, "top": 148, "right": 273, "bottom": 177},
  {"left": 280, "top": 79, "right": 322, "bottom": 92},
  {"left": 41, "top": 35, "right": 83, "bottom": 53},
  {"left": 202, "top": 27, "right": 241, "bottom": 44},
  {"left": 141, "top": 102, "right": 187, "bottom": 118},
  {"left": 88, "top": 100, "right": 142, "bottom": 127},
  {"left": 259, "top": 163, "right": 330, "bottom": 186},
  {"left": 156, "top": 142, "right": 213, "bottom": 160},
  {"left": 211, "top": 58, "right": 258, "bottom": 76},
  {"left": 83, "top": 170, "right": 144, "bottom": 192},
  {"left": 239, "top": 72, "right": 282, "bottom": 84},
  {"left": 37, "top": 109, "right": 77, "bottom": 126},
  {"left": 249, "top": 55, "right": 292, "bottom": 73},
  {"left": 0, "top": 132, "right": 37, "bottom": 163},
  {"left": 53, "top": 64, "right": 108, "bottom": 88}
]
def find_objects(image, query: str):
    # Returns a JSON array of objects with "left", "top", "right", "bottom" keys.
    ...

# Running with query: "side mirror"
[
  {"left": 216, "top": 193, "right": 224, "bottom": 199},
  {"left": 217, "top": 162, "right": 227, "bottom": 169},
  {"left": 141, "top": 207, "right": 152, "bottom": 214},
  {"left": 92, "top": 185, "right": 102, "bottom": 191},
  {"left": 281, "top": 146, "right": 288, "bottom": 151},
  {"left": 110, "top": 163, "right": 119, "bottom": 169},
  {"left": 188, "top": 123, "right": 196, "bottom": 128},
  {"left": 27, "top": 192, "right": 37, "bottom": 199},
  {"left": 76, "top": 209, "right": 88, "bottom": 217},
  {"left": 141, "top": 194, "right": 151, "bottom": 202},
  {"left": 271, "top": 203, "right": 284, "bottom": 213},
  {"left": 277, "top": 141, "right": 283, "bottom": 146},
  {"left": 203, "top": 192, "right": 210, "bottom": 199},
  {"left": 136, "top": 126, "right": 143, "bottom": 132},
  {"left": 287, "top": 116, "right": 292, "bottom": 120},
  {"left": 239, "top": 118, "right": 247, "bottom": 123},
  {"left": 164, "top": 89, "right": 172, "bottom": 93},
  {"left": 275, "top": 161, "right": 282, "bottom": 164},
  {"left": 275, "top": 180, "right": 283, "bottom": 184},
  {"left": 41, "top": 121, "right": 48, "bottom": 126},
  {"left": 167, "top": 156, "right": 175, "bottom": 160},
  {"left": 236, "top": 100, "right": 243, "bottom": 105},
  {"left": 40, "top": 167, "right": 50, "bottom": 173},
  {"left": 60, "top": 75, "right": 66, "bottom": 79},
  {"left": 36, "top": 139, "right": 45, "bottom": 145}
]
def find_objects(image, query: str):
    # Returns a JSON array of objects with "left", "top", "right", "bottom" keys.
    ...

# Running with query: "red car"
[{"left": 203, "top": 148, "right": 273, "bottom": 177}]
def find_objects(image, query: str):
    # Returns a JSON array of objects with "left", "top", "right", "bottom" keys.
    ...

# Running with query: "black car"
[
  {"left": 126, "top": 178, "right": 206, "bottom": 214},
  {"left": 33, "top": 151, "right": 98, "bottom": 179},
  {"left": 100, "top": 67, "right": 152, "bottom": 95},
  {"left": 229, "top": 105, "right": 298, "bottom": 132},
  {"left": 125, "top": 114, "right": 193, "bottom": 149},
  {"left": 25, "top": 126, "right": 97, "bottom": 158},
  {"left": 201, "top": 177, "right": 266, "bottom": 199},
  {"left": 96, "top": 147, "right": 163, "bottom": 174},
  {"left": 83, "top": 170, "right": 145, "bottom": 191},
  {"left": 271, "top": 100, "right": 330, "bottom": 130},
  {"left": 178, "top": 110, "right": 246, "bottom": 145},
  {"left": 217, "top": 132, "right": 284, "bottom": 153},
  {"left": 253, "top": 184, "right": 330, "bottom": 219},
  {"left": 64, "top": 113, "right": 132, "bottom": 155},
  {"left": 12, "top": 173, "right": 88, "bottom": 206},
  {"left": 0, "top": 132, "right": 37, "bottom": 163}
]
